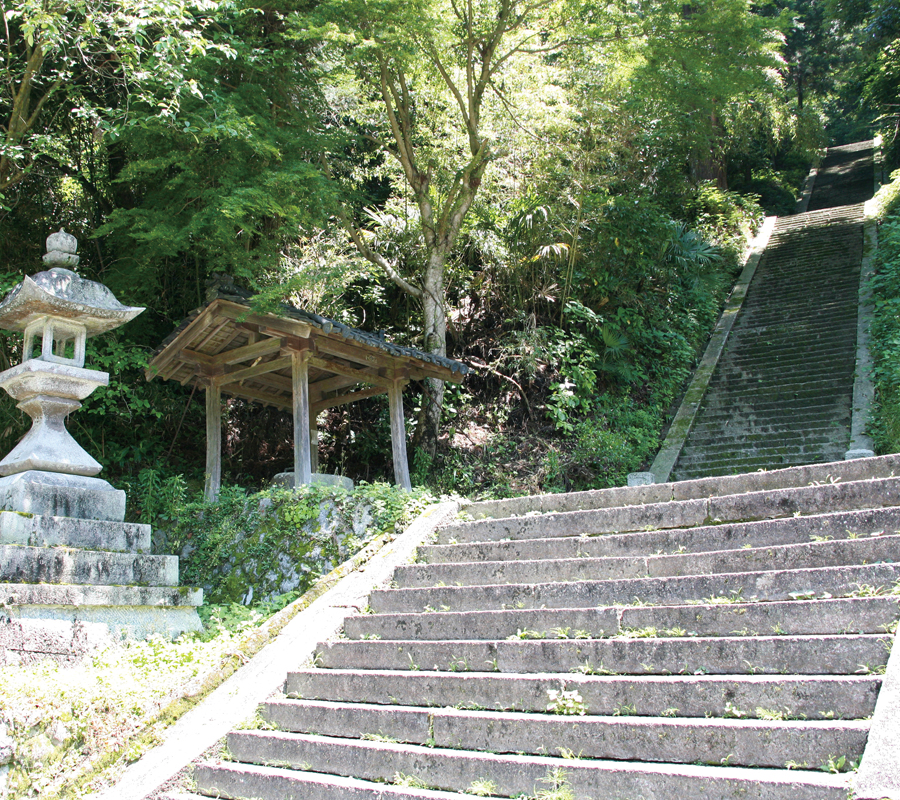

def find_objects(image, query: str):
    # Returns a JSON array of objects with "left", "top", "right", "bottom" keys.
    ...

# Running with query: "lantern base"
[{"left": 0, "top": 470, "right": 125, "bottom": 521}]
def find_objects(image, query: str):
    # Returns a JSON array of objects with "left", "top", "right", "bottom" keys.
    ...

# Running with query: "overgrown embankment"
[{"left": 867, "top": 171, "right": 900, "bottom": 451}]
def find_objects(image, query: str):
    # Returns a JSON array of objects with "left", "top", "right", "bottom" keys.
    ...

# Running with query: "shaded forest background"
[{"left": 0, "top": 0, "right": 896, "bottom": 513}]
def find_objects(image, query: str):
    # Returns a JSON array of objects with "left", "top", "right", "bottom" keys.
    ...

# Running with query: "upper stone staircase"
[
  {"left": 671, "top": 141, "right": 874, "bottom": 480},
  {"left": 170, "top": 454, "right": 900, "bottom": 800}
]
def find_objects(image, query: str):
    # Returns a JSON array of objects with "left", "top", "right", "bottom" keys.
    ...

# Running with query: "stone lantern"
[{"left": 0, "top": 229, "right": 143, "bottom": 519}]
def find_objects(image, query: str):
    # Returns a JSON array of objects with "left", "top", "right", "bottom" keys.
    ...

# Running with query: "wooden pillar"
[
  {"left": 309, "top": 414, "right": 319, "bottom": 474},
  {"left": 204, "top": 381, "right": 222, "bottom": 501},
  {"left": 388, "top": 379, "right": 412, "bottom": 490},
  {"left": 292, "top": 350, "right": 312, "bottom": 488}
]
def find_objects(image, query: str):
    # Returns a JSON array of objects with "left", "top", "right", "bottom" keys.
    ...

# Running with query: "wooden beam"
[
  {"left": 316, "top": 336, "right": 395, "bottom": 370},
  {"left": 211, "top": 337, "right": 283, "bottom": 366},
  {"left": 308, "top": 356, "right": 392, "bottom": 389},
  {"left": 205, "top": 383, "right": 222, "bottom": 501},
  {"left": 388, "top": 380, "right": 412, "bottom": 490},
  {"left": 312, "top": 385, "right": 385, "bottom": 414},
  {"left": 146, "top": 304, "right": 218, "bottom": 377},
  {"left": 292, "top": 351, "right": 312, "bottom": 488},
  {"left": 222, "top": 384, "right": 291, "bottom": 410},
  {"left": 215, "top": 356, "right": 292, "bottom": 386},
  {"left": 214, "top": 300, "right": 313, "bottom": 339},
  {"left": 310, "top": 367, "right": 383, "bottom": 396},
  {"left": 182, "top": 349, "right": 216, "bottom": 367}
]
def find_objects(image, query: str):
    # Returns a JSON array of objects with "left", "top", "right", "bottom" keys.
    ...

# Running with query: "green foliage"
[
  {"left": 161, "top": 481, "right": 435, "bottom": 604},
  {"left": 869, "top": 171, "right": 900, "bottom": 452}
]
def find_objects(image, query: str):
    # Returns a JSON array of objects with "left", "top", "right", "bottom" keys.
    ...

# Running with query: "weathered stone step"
[
  {"left": 691, "top": 413, "right": 850, "bottom": 442},
  {"left": 316, "top": 634, "right": 888, "bottom": 676},
  {"left": 441, "top": 476, "right": 900, "bottom": 544},
  {"left": 260, "top": 698, "right": 869, "bottom": 770},
  {"left": 394, "top": 535, "right": 900, "bottom": 589},
  {"left": 0, "top": 582, "right": 202, "bottom": 607},
  {"left": 717, "top": 349, "right": 857, "bottom": 370},
  {"left": 673, "top": 458, "right": 843, "bottom": 481},
  {"left": 193, "top": 761, "right": 470, "bottom": 800},
  {"left": 696, "top": 384, "right": 852, "bottom": 407},
  {"left": 223, "top": 729, "right": 853, "bottom": 800},
  {"left": 690, "top": 401, "right": 850, "bottom": 426},
  {"left": 660, "top": 438, "right": 850, "bottom": 464},
  {"left": 427, "top": 507, "right": 900, "bottom": 564},
  {"left": 729, "top": 310, "right": 857, "bottom": 331},
  {"left": 344, "top": 597, "right": 899, "bottom": 642},
  {"left": 0, "top": 511, "right": 150, "bottom": 552},
  {"left": 0, "top": 544, "right": 179, "bottom": 586},
  {"left": 713, "top": 361, "right": 855, "bottom": 382},
  {"left": 192, "top": 750, "right": 852, "bottom": 800},
  {"left": 462, "top": 454, "right": 900, "bottom": 520},
  {"left": 286, "top": 668, "right": 881, "bottom": 719},
  {"left": 674, "top": 446, "right": 847, "bottom": 472},
  {"left": 367, "top": 563, "right": 900, "bottom": 614},
  {"left": 675, "top": 436, "right": 845, "bottom": 459},
  {"left": 684, "top": 423, "right": 845, "bottom": 444},
  {"left": 673, "top": 448, "right": 848, "bottom": 476}
]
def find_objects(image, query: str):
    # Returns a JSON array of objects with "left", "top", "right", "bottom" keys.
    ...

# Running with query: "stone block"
[
  {"left": 0, "top": 511, "right": 150, "bottom": 552},
  {"left": 271, "top": 472, "right": 354, "bottom": 491},
  {"left": 0, "top": 470, "right": 125, "bottom": 521}
]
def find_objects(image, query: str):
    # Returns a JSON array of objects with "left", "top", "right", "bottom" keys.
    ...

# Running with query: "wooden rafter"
[{"left": 313, "top": 386, "right": 385, "bottom": 414}]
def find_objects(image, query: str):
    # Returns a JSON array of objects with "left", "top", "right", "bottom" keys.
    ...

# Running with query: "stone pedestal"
[
  {"left": 271, "top": 471, "right": 354, "bottom": 491},
  {"left": 0, "top": 229, "right": 202, "bottom": 662}
]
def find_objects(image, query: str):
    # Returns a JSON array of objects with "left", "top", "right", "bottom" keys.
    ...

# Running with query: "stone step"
[
  {"left": 315, "top": 633, "right": 889, "bottom": 676},
  {"left": 286, "top": 668, "right": 881, "bottom": 719},
  {"left": 727, "top": 312, "right": 857, "bottom": 332},
  {"left": 673, "top": 459, "right": 846, "bottom": 482},
  {"left": 683, "top": 424, "right": 845, "bottom": 446},
  {"left": 193, "top": 761, "right": 470, "bottom": 800},
  {"left": 689, "top": 401, "right": 850, "bottom": 427},
  {"left": 716, "top": 351, "right": 857, "bottom": 371},
  {"left": 673, "top": 449, "right": 848, "bottom": 476},
  {"left": 461, "top": 454, "right": 900, "bottom": 520},
  {"left": 0, "top": 581, "right": 202, "bottom": 608},
  {"left": 190, "top": 752, "right": 848, "bottom": 800},
  {"left": 426, "top": 507, "right": 900, "bottom": 564},
  {"left": 367, "top": 563, "right": 900, "bottom": 614},
  {"left": 712, "top": 362, "right": 856, "bottom": 382},
  {"left": 394, "top": 535, "right": 900, "bottom": 589},
  {"left": 260, "top": 698, "right": 869, "bottom": 770},
  {"left": 674, "top": 446, "right": 848, "bottom": 472},
  {"left": 662, "top": 441, "right": 851, "bottom": 469},
  {"left": 708, "top": 371, "right": 853, "bottom": 390},
  {"left": 344, "top": 596, "right": 899, "bottom": 642},
  {"left": 222, "top": 729, "right": 853, "bottom": 800},
  {"left": 441, "top": 476, "right": 900, "bottom": 544},
  {"left": 0, "top": 511, "right": 150, "bottom": 552},
  {"left": 696, "top": 383, "right": 852, "bottom": 407},
  {"left": 0, "top": 544, "right": 179, "bottom": 586},
  {"left": 685, "top": 427, "right": 846, "bottom": 448}
]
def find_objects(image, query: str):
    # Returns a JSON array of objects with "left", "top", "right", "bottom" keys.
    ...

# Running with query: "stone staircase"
[
  {"left": 170, "top": 454, "right": 900, "bottom": 800},
  {"left": 671, "top": 141, "right": 873, "bottom": 480}
]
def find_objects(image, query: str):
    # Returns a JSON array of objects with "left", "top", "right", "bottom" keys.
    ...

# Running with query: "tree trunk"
[{"left": 412, "top": 251, "right": 448, "bottom": 460}]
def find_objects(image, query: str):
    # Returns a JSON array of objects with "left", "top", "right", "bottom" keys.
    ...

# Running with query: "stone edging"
[
  {"left": 796, "top": 161, "right": 819, "bottom": 214},
  {"left": 85, "top": 500, "right": 460, "bottom": 800},
  {"left": 853, "top": 624, "right": 900, "bottom": 799},
  {"left": 646, "top": 216, "right": 777, "bottom": 483},
  {"left": 844, "top": 155, "right": 881, "bottom": 460}
]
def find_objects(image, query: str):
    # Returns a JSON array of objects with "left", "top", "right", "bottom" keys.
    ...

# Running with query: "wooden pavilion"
[{"left": 146, "top": 281, "right": 468, "bottom": 499}]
